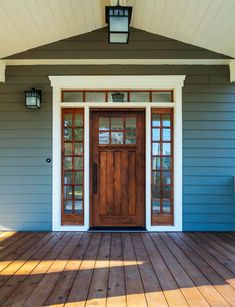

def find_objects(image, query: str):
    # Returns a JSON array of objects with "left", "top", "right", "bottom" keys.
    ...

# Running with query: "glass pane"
[
  {"left": 152, "top": 157, "right": 161, "bottom": 170},
  {"left": 152, "top": 143, "right": 161, "bottom": 155},
  {"left": 163, "top": 172, "right": 171, "bottom": 185},
  {"left": 64, "top": 128, "right": 72, "bottom": 141},
  {"left": 129, "top": 92, "right": 149, "bottom": 102},
  {"left": 75, "top": 171, "right": 83, "bottom": 184},
  {"left": 75, "top": 114, "right": 83, "bottom": 126},
  {"left": 63, "top": 92, "right": 83, "bottom": 102},
  {"left": 152, "top": 171, "right": 161, "bottom": 185},
  {"left": 163, "top": 200, "right": 171, "bottom": 213},
  {"left": 126, "top": 130, "right": 136, "bottom": 138},
  {"left": 64, "top": 157, "right": 72, "bottom": 170},
  {"left": 163, "top": 115, "right": 171, "bottom": 127},
  {"left": 64, "top": 171, "right": 72, "bottom": 184},
  {"left": 152, "top": 92, "right": 172, "bottom": 102},
  {"left": 108, "top": 92, "right": 128, "bottom": 102},
  {"left": 111, "top": 132, "right": 123, "bottom": 144},
  {"left": 126, "top": 118, "right": 136, "bottom": 130},
  {"left": 152, "top": 128, "right": 160, "bottom": 141},
  {"left": 64, "top": 114, "right": 72, "bottom": 127},
  {"left": 163, "top": 186, "right": 171, "bottom": 198},
  {"left": 75, "top": 128, "right": 83, "bottom": 141},
  {"left": 64, "top": 186, "right": 73, "bottom": 199},
  {"left": 99, "top": 132, "right": 109, "bottom": 144},
  {"left": 152, "top": 114, "right": 160, "bottom": 127},
  {"left": 64, "top": 143, "right": 72, "bottom": 155},
  {"left": 152, "top": 200, "right": 161, "bottom": 214},
  {"left": 99, "top": 118, "right": 109, "bottom": 131},
  {"left": 74, "top": 186, "right": 83, "bottom": 198},
  {"left": 75, "top": 143, "right": 83, "bottom": 155},
  {"left": 163, "top": 143, "right": 171, "bottom": 155},
  {"left": 64, "top": 200, "right": 73, "bottom": 214},
  {"left": 126, "top": 130, "right": 136, "bottom": 144},
  {"left": 111, "top": 118, "right": 123, "bottom": 130},
  {"left": 126, "top": 137, "right": 136, "bottom": 144},
  {"left": 163, "top": 128, "right": 171, "bottom": 141},
  {"left": 86, "top": 92, "right": 105, "bottom": 102},
  {"left": 74, "top": 157, "right": 83, "bottom": 170},
  {"left": 75, "top": 200, "right": 83, "bottom": 214},
  {"left": 162, "top": 157, "right": 171, "bottom": 170},
  {"left": 152, "top": 184, "right": 160, "bottom": 198}
]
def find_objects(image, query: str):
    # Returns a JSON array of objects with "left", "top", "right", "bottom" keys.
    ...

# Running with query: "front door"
[{"left": 91, "top": 109, "right": 145, "bottom": 228}]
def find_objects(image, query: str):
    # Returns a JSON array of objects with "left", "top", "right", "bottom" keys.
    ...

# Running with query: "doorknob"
[{"left": 93, "top": 163, "right": 98, "bottom": 193}]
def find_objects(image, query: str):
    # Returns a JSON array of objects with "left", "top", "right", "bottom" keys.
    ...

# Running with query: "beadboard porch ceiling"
[{"left": 1, "top": 0, "right": 235, "bottom": 59}]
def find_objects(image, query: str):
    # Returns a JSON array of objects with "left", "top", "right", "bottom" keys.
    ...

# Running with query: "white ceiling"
[{"left": 0, "top": 0, "right": 235, "bottom": 59}]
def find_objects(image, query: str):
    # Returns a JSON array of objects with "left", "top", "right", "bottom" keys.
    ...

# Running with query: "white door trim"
[{"left": 49, "top": 75, "right": 185, "bottom": 231}]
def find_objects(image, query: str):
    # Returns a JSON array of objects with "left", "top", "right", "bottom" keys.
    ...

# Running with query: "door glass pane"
[
  {"left": 152, "top": 200, "right": 161, "bottom": 213},
  {"left": 111, "top": 118, "right": 123, "bottom": 130},
  {"left": 75, "top": 171, "right": 83, "bottom": 184},
  {"left": 163, "top": 115, "right": 171, "bottom": 127},
  {"left": 75, "top": 143, "right": 83, "bottom": 155},
  {"left": 152, "top": 92, "right": 172, "bottom": 102},
  {"left": 163, "top": 172, "right": 171, "bottom": 185},
  {"left": 152, "top": 114, "right": 160, "bottom": 127},
  {"left": 64, "top": 143, "right": 73, "bottom": 155},
  {"left": 126, "top": 118, "right": 136, "bottom": 130},
  {"left": 64, "top": 157, "right": 72, "bottom": 170},
  {"left": 163, "top": 143, "right": 171, "bottom": 155},
  {"left": 64, "top": 128, "right": 72, "bottom": 141},
  {"left": 75, "top": 200, "right": 83, "bottom": 214},
  {"left": 162, "top": 157, "right": 171, "bottom": 170},
  {"left": 64, "top": 186, "right": 73, "bottom": 199},
  {"left": 75, "top": 128, "right": 83, "bottom": 141},
  {"left": 163, "top": 128, "right": 171, "bottom": 141},
  {"left": 152, "top": 157, "right": 161, "bottom": 170},
  {"left": 99, "top": 132, "right": 109, "bottom": 144},
  {"left": 64, "top": 114, "right": 72, "bottom": 127},
  {"left": 99, "top": 118, "right": 109, "bottom": 130},
  {"left": 86, "top": 92, "right": 105, "bottom": 102},
  {"left": 64, "top": 200, "right": 73, "bottom": 214},
  {"left": 163, "top": 200, "right": 171, "bottom": 213},
  {"left": 75, "top": 114, "right": 83, "bottom": 126},
  {"left": 64, "top": 171, "right": 72, "bottom": 184},
  {"left": 63, "top": 92, "right": 83, "bottom": 102},
  {"left": 74, "top": 157, "right": 83, "bottom": 170},
  {"left": 152, "top": 143, "right": 161, "bottom": 155},
  {"left": 111, "top": 132, "right": 123, "bottom": 144},
  {"left": 152, "top": 128, "right": 160, "bottom": 141},
  {"left": 74, "top": 186, "right": 83, "bottom": 198}
]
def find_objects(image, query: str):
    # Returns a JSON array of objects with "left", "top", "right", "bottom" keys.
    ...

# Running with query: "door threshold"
[{"left": 89, "top": 227, "right": 147, "bottom": 232}]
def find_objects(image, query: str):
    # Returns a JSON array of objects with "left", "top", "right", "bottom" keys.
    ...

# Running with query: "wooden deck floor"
[{"left": 0, "top": 232, "right": 235, "bottom": 306}]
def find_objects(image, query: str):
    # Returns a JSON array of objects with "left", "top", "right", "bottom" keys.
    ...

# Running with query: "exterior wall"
[{"left": 0, "top": 65, "right": 234, "bottom": 231}]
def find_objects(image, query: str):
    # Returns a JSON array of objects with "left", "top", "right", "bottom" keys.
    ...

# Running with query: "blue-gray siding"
[{"left": 0, "top": 28, "right": 234, "bottom": 231}]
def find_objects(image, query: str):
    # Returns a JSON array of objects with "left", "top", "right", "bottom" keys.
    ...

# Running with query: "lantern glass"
[
  {"left": 109, "top": 16, "right": 128, "bottom": 32},
  {"left": 25, "top": 89, "right": 41, "bottom": 109},
  {"left": 110, "top": 33, "right": 128, "bottom": 43}
]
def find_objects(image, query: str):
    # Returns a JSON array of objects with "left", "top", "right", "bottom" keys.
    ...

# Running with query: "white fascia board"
[
  {"left": 0, "top": 61, "right": 6, "bottom": 82},
  {"left": 4, "top": 58, "right": 232, "bottom": 66},
  {"left": 230, "top": 60, "right": 235, "bottom": 82},
  {"left": 49, "top": 75, "right": 185, "bottom": 89}
]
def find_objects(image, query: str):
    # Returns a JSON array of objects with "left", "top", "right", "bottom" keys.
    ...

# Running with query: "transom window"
[{"left": 62, "top": 90, "right": 173, "bottom": 103}]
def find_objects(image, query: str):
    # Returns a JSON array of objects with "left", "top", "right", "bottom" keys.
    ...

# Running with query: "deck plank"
[
  {"left": 65, "top": 233, "right": 102, "bottom": 307},
  {"left": 141, "top": 233, "right": 188, "bottom": 306},
  {"left": 107, "top": 233, "right": 126, "bottom": 307},
  {"left": 170, "top": 233, "right": 235, "bottom": 306},
  {"left": 86, "top": 233, "right": 111, "bottom": 307},
  {"left": 151, "top": 233, "right": 209, "bottom": 306},
  {"left": 122, "top": 233, "right": 148, "bottom": 307},
  {"left": 132, "top": 233, "right": 168, "bottom": 307},
  {"left": 160, "top": 233, "right": 230, "bottom": 306}
]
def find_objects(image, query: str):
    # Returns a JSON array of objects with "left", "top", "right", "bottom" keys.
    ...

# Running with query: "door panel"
[{"left": 91, "top": 110, "right": 145, "bottom": 228}]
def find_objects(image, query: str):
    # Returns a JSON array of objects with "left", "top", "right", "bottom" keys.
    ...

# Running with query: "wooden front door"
[{"left": 91, "top": 109, "right": 145, "bottom": 228}]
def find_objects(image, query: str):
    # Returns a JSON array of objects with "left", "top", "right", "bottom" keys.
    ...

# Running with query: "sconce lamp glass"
[{"left": 25, "top": 88, "right": 42, "bottom": 109}]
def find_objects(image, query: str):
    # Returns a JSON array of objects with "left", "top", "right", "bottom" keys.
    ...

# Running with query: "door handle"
[{"left": 93, "top": 163, "right": 98, "bottom": 194}]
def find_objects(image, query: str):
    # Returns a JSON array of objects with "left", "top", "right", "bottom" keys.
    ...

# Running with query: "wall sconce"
[
  {"left": 24, "top": 88, "right": 42, "bottom": 109},
  {"left": 105, "top": 0, "right": 132, "bottom": 44}
]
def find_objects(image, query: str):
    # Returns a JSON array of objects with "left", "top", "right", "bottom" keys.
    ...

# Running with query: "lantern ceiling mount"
[{"left": 105, "top": 0, "right": 132, "bottom": 44}]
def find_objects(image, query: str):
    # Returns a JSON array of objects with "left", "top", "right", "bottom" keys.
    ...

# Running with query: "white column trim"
[
  {"left": 230, "top": 60, "right": 235, "bottom": 82},
  {"left": 0, "top": 60, "right": 6, "bottom": 83},
  {"left": 49, "top": 75, "right": 185, "bottom": 231}
]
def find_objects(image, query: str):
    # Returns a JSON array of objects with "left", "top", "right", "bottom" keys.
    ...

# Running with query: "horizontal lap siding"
[{"left": 0, "top": 28, "right": 234, "bottom": 231}]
